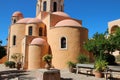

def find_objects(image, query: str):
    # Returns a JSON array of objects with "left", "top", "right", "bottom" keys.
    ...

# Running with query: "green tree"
[
  {"left": 0, "top": 40, "right": 2, "bottom": 46},
  {"left": 109, "top": 27, "right": 120, "bottom": 51},
  {"left": 0, "top": 41, "right": 6, "bottom": 59},
  {"left": 84, "top": 32, "right": 116, "bottom": 58}
]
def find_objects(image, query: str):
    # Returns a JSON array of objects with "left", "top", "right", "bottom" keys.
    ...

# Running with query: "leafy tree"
[
  {"left": 0, "top": 41, "right": 6, "bottom": 59},
  {"left": 109, "top": 27, "right": 120, "bottom": 51},
  {"left": 77, "top": 54, "right": 89, "bottom": 64},
  {"left": 0, "top": 40, "right": 2, "bottom": 46},
  {"left": 83, "top": 32, "right": 116, "bottom": 58}
]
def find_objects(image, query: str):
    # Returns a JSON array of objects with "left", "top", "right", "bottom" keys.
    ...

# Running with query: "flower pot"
[
  {"left": 94, "top": 71, "right": 104, "bottom": 78},
  {"left": 45, "top": 63, "right": 51, "bottom": 70},
  {"left": 69, "top": 66, "right": 76, "bottom": 73},
  {"left": 17, "top": 62, "right": 22, "bottom": 70}
]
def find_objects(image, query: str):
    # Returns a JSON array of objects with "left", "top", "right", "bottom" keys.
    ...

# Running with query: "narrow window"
[
  {"left": 39, "top": 28, "right": 42, "bottom": 36},
  {"left": 61, "top": 37, "right": 66, "bottom": 48},
  {"left": 13, "top": 19, "right": 16, "bottom": 24},
  {"left": 53, "top": 2, "right": 57, "bottom": 12},
  {"left": 61, "top": 6, "right": 63, "bottom": 11},
  {"left": 43, "top": 1, "right": 47, "bottom": 11},
  {"left": 28, "top": 26, "right": 32, "bottom": 35},
  {"left": 13, "top": 35, "right": 16, "bottom": 45}
]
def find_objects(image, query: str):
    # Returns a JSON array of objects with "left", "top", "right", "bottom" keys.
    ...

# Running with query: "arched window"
[
  {"left": 111, "top": 25, "right": 119, "bottom": 34},
  {"left": 43, "top": 1, "right": 47, "bottom": 11},
  {"left": 28, "top": 26, "right": 32, "bottom": 35},
  {"left": 39, "top": 28, "right": 42, "bottom": 36},
  {"left": 13, "top": 35, "right": 16, "bottom": 45},
  {"left": 53, "top": 2, "right": 57, "bottom": 12},
  {"left": 13, "top": 19, "right": 16, "bottom": 24},
  {"left": 61, "top": 37, "right": 66, "bottom": 48}
]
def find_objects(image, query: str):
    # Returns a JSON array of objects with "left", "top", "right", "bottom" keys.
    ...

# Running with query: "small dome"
[
  {"left": 16, "top": 18, "right": 32, "bottom": 24},
  {"left": 27, "top": 18, "right": 42, "bottom": 24},
  {"left": 55, "top": 19, "right": 82, "bottom": 27},
  {"left": 12, "top": 11, "right": 23, "bottom": 17},
  {"left": 52, "top": 11, "right": 70, "bottom": 17},
  {"left": 31, "top": 38, "right": 46, "bottom": 45}
]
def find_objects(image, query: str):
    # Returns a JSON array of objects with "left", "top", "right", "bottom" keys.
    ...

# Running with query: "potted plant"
[
  {"left": 11, "top": 53, "right": 23, "bottom": 70},
  {"left": 42, "top": 54, "right": 52, "bottom": 70},
  {"left": 94, "top": 59, "right": 108, "bottom": 78},
  {"left": 67, "top": 61, "right": 76, "bottom": 73}
]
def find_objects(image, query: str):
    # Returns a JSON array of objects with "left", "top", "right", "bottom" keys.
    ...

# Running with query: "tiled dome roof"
[
  {"left": 27, "top": 18, "right": 42, "bottom": 24},
  {"left": 52, "top": 11, "right": 70, "bottom": 17},
  {"left": 55, "top": 19, "right": 81, "bottom": 27},
  {"left": 12, "top": 11, "right": 23, "bottom": 17},
  {"left": 16, "top": 18, "right": 32, "bottom": 24},
  {"left": 16, "top": 18, "right": 42, "bottom": 24},
  {"left": 31, "top": 38, "right": 46, "bottom": 45}
]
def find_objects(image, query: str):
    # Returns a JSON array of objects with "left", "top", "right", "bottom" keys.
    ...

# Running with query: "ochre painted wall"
[{"left": 47, "top": 26, "right": 88, "bottom": 69}]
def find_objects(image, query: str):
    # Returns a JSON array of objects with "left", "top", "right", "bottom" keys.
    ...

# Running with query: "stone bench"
[{"left": 76, "top": 64, "right": 94, "bottom": 76}]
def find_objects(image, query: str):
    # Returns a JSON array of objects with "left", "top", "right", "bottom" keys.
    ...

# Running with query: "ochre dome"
[
  {"left": 16, "top": 18, "right": 32, "bottom": 24},
  {"left": 12, "top": 11, "right": 23, "bottom": 17},
  {"left": 52, "top": 11, "right": 70, "bottom": 17},
  {"left": 31, "top": 38, "right": 46, "bottom": 45},
  {"left": 55, "top": 19, "right": 82, "bottom": 27},
  {"left": 27, "top": 18, "right": 42, "bottom": 24}
]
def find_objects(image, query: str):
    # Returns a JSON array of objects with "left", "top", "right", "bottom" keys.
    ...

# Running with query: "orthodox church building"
[{"left": 7, "top": 0, "right": 89, "bottom": 70}]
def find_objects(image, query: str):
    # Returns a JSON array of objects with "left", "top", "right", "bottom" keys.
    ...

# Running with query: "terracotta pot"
[
  {"left": 69, "top": 66, "right": 75, "bottom": 73},
  {"left": 94, "top": 71, "right": 104, "bottom": 78},
  {"left": 45, "top": 63, "right": 51, "bottom": 70},
  {"left": 17, "top": 62, "right": 22, "bottom": 70}
]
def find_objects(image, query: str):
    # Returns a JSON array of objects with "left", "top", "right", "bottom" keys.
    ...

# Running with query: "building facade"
[
  {"left": 7, "top": 0, "right": 89, "bottom": 70},
  {"left": 108, "top": 19, "right": 120, "bottom": 56}
]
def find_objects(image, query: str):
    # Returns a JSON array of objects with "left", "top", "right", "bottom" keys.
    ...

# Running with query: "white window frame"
[{"left": 59, "top": 36, "right": 67, "bottom": 50}]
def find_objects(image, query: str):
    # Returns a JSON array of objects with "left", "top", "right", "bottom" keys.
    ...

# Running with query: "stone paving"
[
  {"left": 60, "top": 69, "right": 120, "bottom": 80},
  {"left": 0, "top": 64, "right": 120, "bottom": 80}
]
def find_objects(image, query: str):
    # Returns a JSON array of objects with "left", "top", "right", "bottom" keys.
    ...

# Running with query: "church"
[{"left": 7, "top": 0, "right": 89, "bottom": 70}]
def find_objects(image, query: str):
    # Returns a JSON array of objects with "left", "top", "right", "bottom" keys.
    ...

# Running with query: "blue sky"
[{"left": 0, "top": 0, "right": 120, "bottom": 45}]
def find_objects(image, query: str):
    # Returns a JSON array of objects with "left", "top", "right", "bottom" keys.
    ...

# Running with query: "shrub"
[
  {"left": 77, "top": 54, "right": 89, "bottom": 64},
  {"left": 67, "top": 61, "right": 76, "bottom": 68},
  {"left": 4, "top": 61, "right": 15, "bottom": 68}
]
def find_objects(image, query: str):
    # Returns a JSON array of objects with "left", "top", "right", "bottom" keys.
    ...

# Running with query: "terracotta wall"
[{"left": 0, "top": 56, "right": 7, "bottom": 64}]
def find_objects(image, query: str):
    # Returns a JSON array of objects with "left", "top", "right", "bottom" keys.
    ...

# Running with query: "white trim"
[{"left": 59, "top": 36, "right": 68, "bottom": 50}]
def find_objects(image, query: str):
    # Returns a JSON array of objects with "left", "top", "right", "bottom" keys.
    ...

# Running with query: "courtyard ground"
[{"left": 0, "top": 64, "right": 120, "bottom": 80}]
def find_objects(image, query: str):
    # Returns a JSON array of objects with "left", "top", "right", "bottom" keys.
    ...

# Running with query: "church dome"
[
  {"left": 16, "top": 18, "right": 32, "bottom": 24},
  {"left": 55, "top": 19, "right": 82, "bottom": 27},
  {"left": 31, "top": 38, "right": 46, "bottom": 45},
  {"left": 52, "top": 11, "right": 70, "bottom": 17},
  {"left": 12, "top": 11, "right": 23, "bottom": 17},
  {"left": 27, "top": 18, "right": 42, "bottom": 24}
]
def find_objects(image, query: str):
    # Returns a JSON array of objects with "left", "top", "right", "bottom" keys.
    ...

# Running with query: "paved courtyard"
[{"left": 0, "top": 64, "right": 120, "bottom": 80}]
